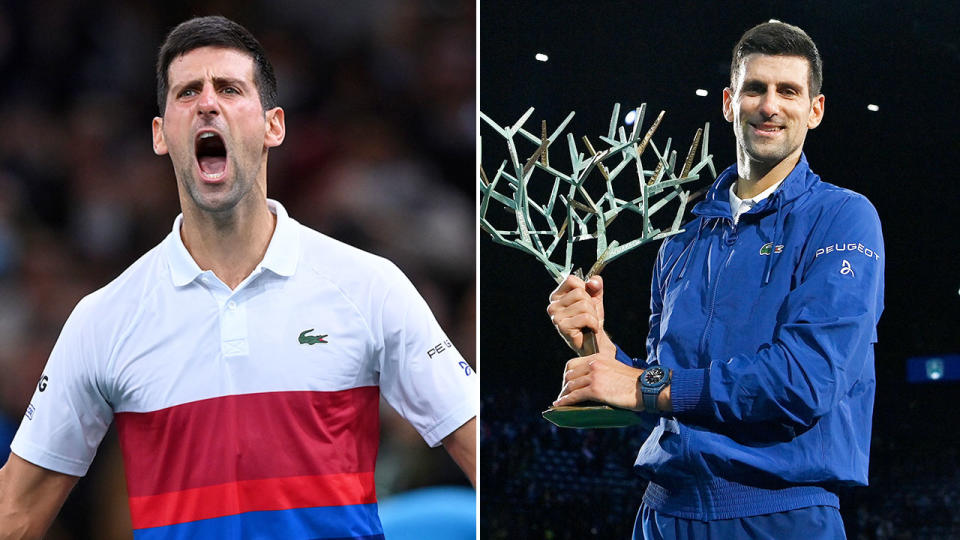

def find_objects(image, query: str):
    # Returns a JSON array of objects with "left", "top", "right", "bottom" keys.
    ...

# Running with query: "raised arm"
[
  {"left": 441, "top": 417, "right": 476, "bottom": 487},
  {"left": 0, "top": 452, "right": 79, "bottom": 539}
]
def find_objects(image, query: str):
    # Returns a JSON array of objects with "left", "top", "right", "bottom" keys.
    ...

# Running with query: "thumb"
[
  {"left": 585, "top": 275, "right": 604, "bottom": 298},
  {"left": 586, "top": 275, "right": 605, "bottom": 321}
]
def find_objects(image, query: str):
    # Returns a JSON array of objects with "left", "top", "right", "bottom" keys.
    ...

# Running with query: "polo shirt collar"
[
  {"left": 164, "top": 198, "right": 299, "bottom": 287},
  {"left": 728, "top": 177, "right": 784, "bottom": 225},
  {"left": 260, "top": 199, "right": 299, "bottom": 277}
]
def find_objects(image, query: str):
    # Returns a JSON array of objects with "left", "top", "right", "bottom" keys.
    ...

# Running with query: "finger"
[
  {"left": 563, "top": 357, "right": 589, "bottom": 373},
  {"left": 562, "top": 364, "right": 590, "bottom": 384},
  {"left": 585, "top": 276, "right": 605, "bottom": 321},
  {"left": 547, "top": 293, "right": 589, "bottom": 324},
  {"left": 585, "top": 275, "right": 604, "bottom": 297},
  {"left": 553, "top": 387, "right": 590, "bottom": 407},
  {"left": 548, "top": 291, "right": 592, "bottom": 315},
  {"left": 557, "top": 358, "right": 590, "bottom": 400},
  {"left": 549, "top": 274, "right": 586, "bottom": 302},
  {"left": 556, "top": 312, "right": 601, "bottom": 336},
  {"left": 555, "top": 374, "right": 591, "bottom": 401},
  {"left": 549, "top": 300, "right": 599, "bottom": 329},
  {"left": 565, "top": 374, "right": 592, "bottom": 393}
]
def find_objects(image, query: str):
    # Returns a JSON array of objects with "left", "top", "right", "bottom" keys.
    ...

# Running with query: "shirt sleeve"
[
  {"left": 376, "top": 266, "right": 478, "bottom": 447},
  {"left": 669, "top": 195, "right": 884, "bottom": 429},
  {"left": 10, "top": 295, "right": 114, "bottom": 477}
]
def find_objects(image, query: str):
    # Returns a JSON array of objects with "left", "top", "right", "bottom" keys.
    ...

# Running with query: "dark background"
[
  {"left": 480, "top": 1, "right": 960, "bottom": 538},
  {"left": 0, "top": 1, "right": 475, "bottom": 538}
]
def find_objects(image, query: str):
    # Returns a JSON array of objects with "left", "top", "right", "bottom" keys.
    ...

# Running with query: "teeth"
[
  {"left": 200, "top": 132, "right": 216, "bottom": 139},
  {"left": 203, "top": 171, "right": 225, "bottom": 180}
]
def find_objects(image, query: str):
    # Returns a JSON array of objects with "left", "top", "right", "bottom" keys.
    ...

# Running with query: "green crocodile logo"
[
  {"left": 759, "top": 242, "right": 784, "bottom": 256},
  {"left": 299, "top": 329, "right": 328, "bottom": 345}
]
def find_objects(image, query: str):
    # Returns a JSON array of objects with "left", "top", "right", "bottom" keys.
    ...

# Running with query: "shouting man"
[{"left": 0, "top": 15, "right": 477, "bottom": 540}]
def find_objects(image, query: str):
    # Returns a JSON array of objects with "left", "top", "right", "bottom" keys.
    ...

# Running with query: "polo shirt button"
[{"left": 227, "top": 301, "right": 237, "bottom": 310}]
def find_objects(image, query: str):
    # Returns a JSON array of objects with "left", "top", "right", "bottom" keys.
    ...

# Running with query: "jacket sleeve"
[{"left": 669, "top": 195, "right": 884, "bottom": 429}]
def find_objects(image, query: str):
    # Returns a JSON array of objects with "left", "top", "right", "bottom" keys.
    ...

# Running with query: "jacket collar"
[
  {"left": 164, "top": 198, "right": 299, "bottom": 287},
  {"left": 693, "top": 153, "right": 817, "bottom": 219}
]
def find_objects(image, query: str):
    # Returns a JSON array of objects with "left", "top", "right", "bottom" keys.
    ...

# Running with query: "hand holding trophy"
[{"left": 479, "top": 103, "right": 716, "bottom": 428}]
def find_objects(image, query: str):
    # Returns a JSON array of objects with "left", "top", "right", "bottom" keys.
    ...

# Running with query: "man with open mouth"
[{"left": 0, "top": 15, "right": 477, "bottom": 540}]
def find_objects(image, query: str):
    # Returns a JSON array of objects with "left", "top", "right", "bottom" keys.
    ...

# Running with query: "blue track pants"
[{"left": 634, "top": 503, "right": 846, "bottom": 540}]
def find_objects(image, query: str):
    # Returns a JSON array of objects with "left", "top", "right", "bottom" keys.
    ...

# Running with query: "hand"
[
  {"left": 547, "top": 275, "right": 613, "bottom": 355},
  {"left": 552, "top": 351, "right": 643, "bottom": 411}
]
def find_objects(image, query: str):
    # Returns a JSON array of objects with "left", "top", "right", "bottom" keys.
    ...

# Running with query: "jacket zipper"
[{"left": 699, "top": 220, "right": 737, "bottom": 354}]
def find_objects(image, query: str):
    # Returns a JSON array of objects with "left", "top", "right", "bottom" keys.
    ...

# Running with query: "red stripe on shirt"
[
  {"left": 127, "top": 471, "right": 376, "bottom": 530},
  {"left": 115, "top": 387, "right": 380, "bottom": 497}
]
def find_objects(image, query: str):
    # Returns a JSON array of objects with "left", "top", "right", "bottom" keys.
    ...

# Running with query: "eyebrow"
[
  {"left": 173, "top": 76, "right": 250, "bottom": 93},
  {"left": 740, "top": 79, "right": 805, "bottom": 94}
]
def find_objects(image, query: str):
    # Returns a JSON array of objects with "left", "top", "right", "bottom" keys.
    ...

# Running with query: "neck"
[
  {"left": 179, "top": 193, "right": 276, "bottom": 290},
  {"left": 734, "top": 147, "right": 802, "bottom": 199}
]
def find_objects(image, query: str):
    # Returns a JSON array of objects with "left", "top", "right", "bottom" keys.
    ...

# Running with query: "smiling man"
[
  {"left": 548, "top": 21, "right": 883, "bottom": 538},
  {"left": 0, "top": 16, "right": 477, "bottom": 540}
]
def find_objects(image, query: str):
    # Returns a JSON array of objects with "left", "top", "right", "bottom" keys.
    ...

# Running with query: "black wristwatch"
[{"left": 639, "top": 366, "right": 671, "bottom": 413}]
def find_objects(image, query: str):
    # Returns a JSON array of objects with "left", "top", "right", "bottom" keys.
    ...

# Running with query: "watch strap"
[
  {"left": 640, "top": 367, "right": 671, "bottom": 414},
  {"left": 642, "top": 388, "right": 659, "bottom": 413}
]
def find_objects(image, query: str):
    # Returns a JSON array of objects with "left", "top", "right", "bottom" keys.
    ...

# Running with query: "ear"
[
  {"left": 807, "top": 94, "right": 825, "bottom": 130},
  {"left": 722, "top": 87, "right": 735, "bottom": 123},
  {"left": 264, "top": 107, "right": 285, "bottom": 148},
  {"left": 152, "top": 117, "right": 168, "bottom": 155}
]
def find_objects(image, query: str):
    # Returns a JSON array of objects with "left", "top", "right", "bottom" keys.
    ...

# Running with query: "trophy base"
[{"left": 542, "top": 403, "right": 641, "bottom": 428}]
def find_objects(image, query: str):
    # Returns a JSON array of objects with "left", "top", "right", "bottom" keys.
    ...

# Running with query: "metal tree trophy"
[{"left": 480, "top": 103, "right": 716, "bottom": 428}]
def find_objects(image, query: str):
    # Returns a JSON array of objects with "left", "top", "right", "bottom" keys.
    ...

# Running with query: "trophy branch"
[{"left": 480, "top": 103, "right": 717, "bottom": 428}]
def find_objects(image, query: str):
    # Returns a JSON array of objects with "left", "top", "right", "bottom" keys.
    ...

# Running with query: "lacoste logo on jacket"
[
  {"left": 299, "top": 329, "right": 328, "bottom": 345},
  {"left": 759, "top": 242, "right": 784, "bottom": 255}
]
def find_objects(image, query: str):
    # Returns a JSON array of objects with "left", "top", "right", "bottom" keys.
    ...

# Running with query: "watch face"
[{"left": 644, "top": 367, "right": 665, "bottom": 385}]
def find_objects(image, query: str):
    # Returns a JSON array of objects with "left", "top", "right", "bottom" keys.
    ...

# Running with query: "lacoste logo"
[
  {"left": 299, "top": 329, "right": 328, "bottom": 345},
  {"left": 840, "top": 259, "right": 855, "bottom": 277},
  {"left": 759, "top": 242, "right": 784, "bottom": 256}
]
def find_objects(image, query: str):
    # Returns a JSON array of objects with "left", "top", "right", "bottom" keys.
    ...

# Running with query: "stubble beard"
[
  {"left": 177, "top": 153, "right": 251, "bottom": 215},
  {"left": 738, "top": 122, "right": 797, "bottom": 169}
]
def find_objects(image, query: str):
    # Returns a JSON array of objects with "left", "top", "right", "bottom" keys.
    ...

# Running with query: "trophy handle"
[
  {"left": 541, "top": 328, "right": 642, "bottom": 428},
  {"left": 580, "top": 328, "right": 598, "bottom": 356}
]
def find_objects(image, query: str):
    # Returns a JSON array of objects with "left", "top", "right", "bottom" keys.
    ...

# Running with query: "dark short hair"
[
  {"left": 731, "top": 21, "right": 823, "bottom": 97},
  {"left": 155, "top": 15, "right": 278, "bottom": 115}
]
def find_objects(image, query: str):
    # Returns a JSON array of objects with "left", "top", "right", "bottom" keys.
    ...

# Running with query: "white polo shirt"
[{"left": 11, "top": 199, "right": 477, "bottom": 538}]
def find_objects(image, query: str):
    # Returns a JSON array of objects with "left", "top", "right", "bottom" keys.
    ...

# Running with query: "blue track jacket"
[{"left": 617, "top": 154, "right": 884, "bottom": 520}]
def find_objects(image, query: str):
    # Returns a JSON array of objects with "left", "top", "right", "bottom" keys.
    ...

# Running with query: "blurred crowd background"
[
  {"left": 0, "top": 1, "right": 475, "bottom": 537},
  {"left": 481, "top": 388, "right": 960, "bottom": 539}
]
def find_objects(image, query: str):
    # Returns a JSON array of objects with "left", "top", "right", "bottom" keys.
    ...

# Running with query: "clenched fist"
[{"left": 546, "top": 274, "right": 615, "bottom": 357}]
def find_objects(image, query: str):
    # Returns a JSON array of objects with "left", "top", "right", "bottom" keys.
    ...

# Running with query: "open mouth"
[{"left": 195, "top": 131, "right": 227, "bottom": 180}]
